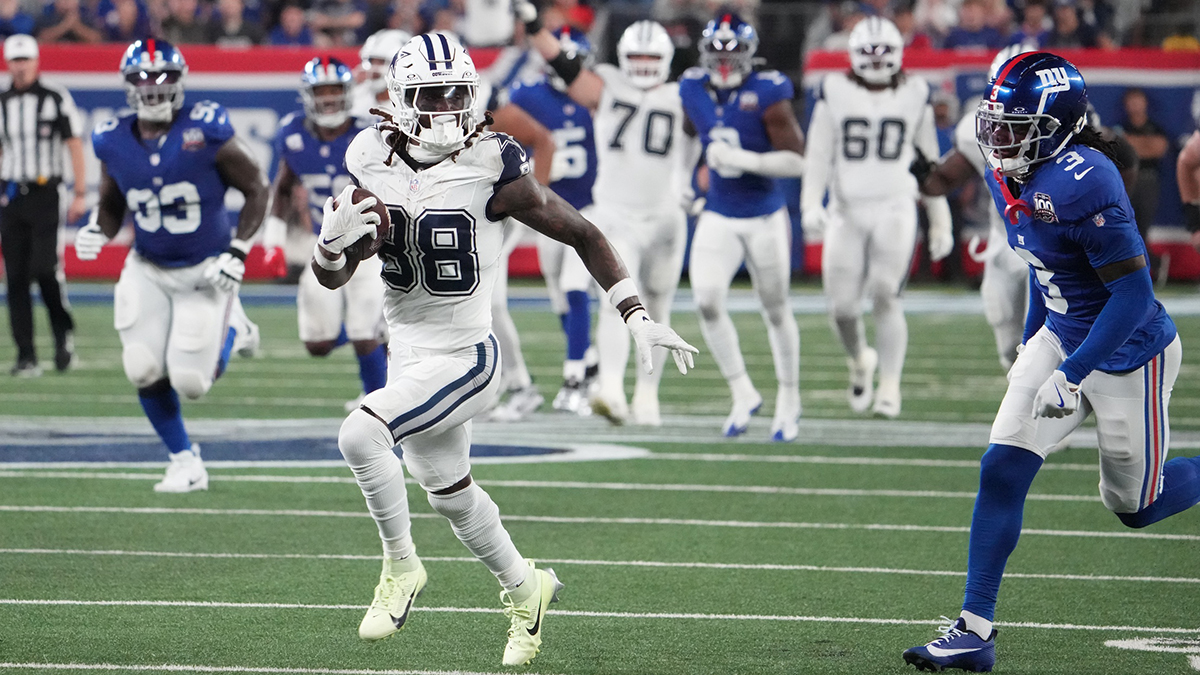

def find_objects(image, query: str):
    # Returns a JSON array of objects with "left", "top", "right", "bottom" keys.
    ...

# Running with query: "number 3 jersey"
[
  {"left": 275, "top": 111, "right": 368, "bottom": 233},
  {"left": 679, "top": 67, "right": 794, "bottom": 218},
  {"left": 92, "top": 101, "right": 236, "bottom": 268},
  {"left": 984, "top": 144, "right": 1176, "bottom": 372},
  {"left": 802, "top": 72, "right": 937, "bottom": 207},
  {"left": 345, "top": 128, "right": 531, "bottom": 351}
]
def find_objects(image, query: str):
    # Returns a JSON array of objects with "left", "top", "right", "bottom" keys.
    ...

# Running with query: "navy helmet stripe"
[
  {"left": 437, "top": 33, "right": 452, "bottom": 65},
  {"left": 420, "top": 33, "right": 437, "bottom": 70}
]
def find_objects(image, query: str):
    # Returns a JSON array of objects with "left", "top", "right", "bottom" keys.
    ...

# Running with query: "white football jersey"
[
  {"left": 591, "top": 64, "right": 689, "bottom": 212},
  {"left": 345, "top": 127, "right": 531, "bottom": 351},
  {"left": 802, "top": 72, "right": 939, "bottom": 207}
]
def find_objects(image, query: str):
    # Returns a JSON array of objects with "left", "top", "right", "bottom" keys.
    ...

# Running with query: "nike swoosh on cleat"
[
  {"left": 925, "top": 645, "right": 983, "bottom": 657},
  {"left": 390, "top": 593, "right": 416, "bottom": 629}
]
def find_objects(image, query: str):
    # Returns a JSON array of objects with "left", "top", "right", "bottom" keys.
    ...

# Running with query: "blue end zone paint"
[{"left": 0, "top": 436, "right": 567, "bottom": 464}]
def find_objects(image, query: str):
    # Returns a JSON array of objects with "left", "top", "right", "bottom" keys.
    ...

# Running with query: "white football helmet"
[
  {"left": 360, "top": 29, "right": 412, "bottom": 95},
  {"left": 618, "top": 21, "right": 674, "bottom": 89},
  {"left": 386, "top": 33, "right": 479, "bottom": 159},
  {"left": 848, "top": 17, "right": 904, "bottom": 85},
  {"left": 988, "top": 41, "right": 1036, "bottom": 81}
]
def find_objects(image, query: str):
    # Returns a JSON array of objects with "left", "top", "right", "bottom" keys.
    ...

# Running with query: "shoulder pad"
[
  {"left": 484, "top": 132, "right": 530, "bottom": 188},
  {"left": 1037, "top": 146, "right": 1125, "bottom": 223},
  {"left": 187, "top": 100, "right": 235, "bottom": 144},
  {"left": 681, "top": 67, "right": 709, "bottom": 82}
]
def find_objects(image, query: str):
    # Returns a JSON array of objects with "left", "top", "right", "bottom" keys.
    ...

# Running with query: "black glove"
[
  {"left": 909, "top": 147, "right": 934, "bottom": 186},
  {"left": 1185, "top": 202, "right": 1200, "bottom": 233},
  {"left": 513, "top": 0, "right": 542, "bottom": 34}
]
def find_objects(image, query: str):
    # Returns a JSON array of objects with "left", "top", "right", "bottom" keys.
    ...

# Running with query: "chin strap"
[{"left": 992, "top": 168, "right": 1031, "bottom": 225}]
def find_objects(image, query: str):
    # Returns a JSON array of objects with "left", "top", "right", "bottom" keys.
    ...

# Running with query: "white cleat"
[
  {"left": 500, "top": 560, "right": 563, "bottom": 667},
  {"left": 232, "top": 317, "right": 261, "bottom": 359},
  {"left": 769, "top": 387, "right": 802, "bottom": 442},
  {"left": 552, "top": 379, "right": 591, "bottom": 416},
  {"left": 872, "top": 380, "right": 901, "bottom": 419},
  {"left": 153, "top": 445, "right": 208, "bottom": 493},
  {"left": 847, "top": 347, "right": 878, "bottom": 414},
  {"left": 359, "top": 556, "right": 428, "bottom": 641},
  {"left": 590, "top": 389, "right": 628, "bottom": 426},
  {"left": 630, "top": 391, "right": 662, "bottom": 427},
  {"left": 722, "top": 392, "right": 763, "bottom": 437},
  {"left": 489, "top": 384, "right": 545, "bottom": 422}
]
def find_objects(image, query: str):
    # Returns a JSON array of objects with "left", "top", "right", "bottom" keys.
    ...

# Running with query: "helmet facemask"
[
  {"left": 124, "top": 68, "right": 185, "bottom": 122},
  {"left": 849, "top": 42, "right": 901, "bottom": 84},
  {"left": 700, "top": 37, "right": 753, "bottom": 89},
  {"left": 976, "top": 99, "right": 1083, "bottom": 180},
  {"left": 391, "top": 81, "right": 477, "bottom": 160},
  {"left": 620, "top": 53, "right": 670, "bottom": 89},
  {"left": 302, "top": 81, "right": 352, "bottom": 129},
  {"left": 618, "top": 21, "right": 673, "bottom": 89}
]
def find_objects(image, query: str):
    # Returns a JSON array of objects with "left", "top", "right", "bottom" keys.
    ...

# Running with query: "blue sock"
[
  {"left": 138, "top": 379, "right": 191, "bottom": 454},
  {"left": 565, "top": 290, "right": 590, "bottom": 362},
  {"left": 334, "top": 325, "right": 350, "bottom": 348},
  {"left": 357, "top": 344, "right": 388, "bottom": 394},
  {"left": 1117, "top": 456, "right": 1200, "bottom": 528},
  {"left": 214, "top": 326, "right": 236, "bottom": 379},
  {"left": 962, "top": 443, "right": 1044, "bottom": 621}
]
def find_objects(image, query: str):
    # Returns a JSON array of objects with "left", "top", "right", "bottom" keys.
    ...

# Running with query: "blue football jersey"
[
  {"left": 985, "top": 144, "right": 1176, "bottom": 372},
  {"left": 679, "top": 67, "right": 794, "bottom": 218},
  {"left": 92, "top": 101, "right": 236, "bottom": 268},
  {"left": 274, "top": 111, "right": 365, "bottom": 234},
  {"left": 506, "top": 76, "right": 596, "bottom": 210}
]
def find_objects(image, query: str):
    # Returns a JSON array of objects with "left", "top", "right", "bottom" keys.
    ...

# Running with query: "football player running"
[
  {"left": 802, "top": 16, "right": 953, "bottom": 419},
  {"left": 263, "top": 57, "right": 387, "bottom": 412},
  {"left": 317, "top": 34, "right": 696, "bottom": 665},
  {"left": 520, "top": 13, "right": 699, "bottom": 426},
  {"left": 680, "top": 13, "right": 806, "bottom": 441},
  {"left": 74, "top": 39, "right": 268, "bottom": 492},
  {"left": 504, "top": 24, "right": 601, "bottom": 416},
  {"left": 903, "top": 53, "right": 1200, "bottom": 673}
]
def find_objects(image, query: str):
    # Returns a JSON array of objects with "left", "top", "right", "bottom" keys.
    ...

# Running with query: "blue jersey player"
[
  {"left": 262, "top": 56, "right": 387, "bottom": 413},
  {"left": 903, "top": 53, "right": 1200, "bottom": 672},
  {"left": 506, "top": 25, "right": 600, "bottom": 416},
  {"left": 679, "top": 13, "right": 806, "bottom": 441},
  {"left": 74, "top": 39, "right": 270, "bottom": 493}
]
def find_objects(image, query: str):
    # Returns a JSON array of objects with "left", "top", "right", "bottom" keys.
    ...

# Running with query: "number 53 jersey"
[
  {"left": 92, "top": 101, "right": 236, "bottom": 268},
  {"left": 345, "top": 128, "right": 531, "bottom": 351}
]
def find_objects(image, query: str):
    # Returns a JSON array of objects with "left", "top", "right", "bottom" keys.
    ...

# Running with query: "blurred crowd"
[{"left": 0, "top": 0, "right": 1192, "bottom": 53}]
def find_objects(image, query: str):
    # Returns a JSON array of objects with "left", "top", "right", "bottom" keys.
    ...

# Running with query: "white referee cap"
[{"left": 4, "top": 34, "right": 38, "bottom": 61}]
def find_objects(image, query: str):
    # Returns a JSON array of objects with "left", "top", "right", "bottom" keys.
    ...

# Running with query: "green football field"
[{"left": 2, "top": 286, "right": 1199, "bottom": 675}]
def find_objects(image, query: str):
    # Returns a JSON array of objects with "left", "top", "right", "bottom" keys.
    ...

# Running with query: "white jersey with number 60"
[
  {"left": 590, "top": 63, "right": 689, "bottom": 212},
  {"left": 344, "top": 128, "right": 532, "bottom": 351}
]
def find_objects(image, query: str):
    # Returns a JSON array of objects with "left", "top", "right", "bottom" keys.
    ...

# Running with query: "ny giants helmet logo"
[
  {"left": 1035, "top": 67, "right": 1072, "bottom": 113},
  {"left": 1033, "top": 192, "right": 1058, "bottom": 222}
]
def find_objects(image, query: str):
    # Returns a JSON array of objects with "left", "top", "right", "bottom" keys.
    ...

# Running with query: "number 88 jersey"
[
  {"left": 344, "top": 127, "right": 531, "bottom": 351},
  {"left": 92, "top": 101, "right": 236, "bottom": 268},
  {"left": 806, "top": 72, "right": 935, "bottom": 204}
]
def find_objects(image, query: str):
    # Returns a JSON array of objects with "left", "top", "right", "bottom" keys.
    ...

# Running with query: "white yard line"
[
  {"left": 3, "top": 548, "right": 1197, "bottom": 584},
  {"left": 2, "top": 599, "right": 1197, "bottom": 634},
  {"left": 646, "top": 453, "right": 1097, "bottom": 471},
  {"left": 1, "top": 504, "right": 1194, "bottom": 541},
  {"left": 0, "top": 472, "right": 1103, "bottom": 503},
  {"left": 0, "top": 663, "right": 540, "bottom": 675}
]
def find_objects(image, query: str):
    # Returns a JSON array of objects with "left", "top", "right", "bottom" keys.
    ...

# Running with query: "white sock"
[
  {"left": 872, "top": 293, "right": 908, "bottom": 387},
  {"left": 960, "top": 610, "right": 993, "bottom": 638},
  {"left": 339, "top": 411, "right": 415, "bottom": 562},
  {"left": 427, "top": 482, "right": 527, "bottom": 590},
  {"left": 563, "top": 359, "right": 586, "bottom": 383}
]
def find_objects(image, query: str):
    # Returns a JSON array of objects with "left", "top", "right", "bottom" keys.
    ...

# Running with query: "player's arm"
[
  {"left": 73, "top": 164, "right": 125, "bottom": 260},
  {"left": 492, "top": 173, "right": 698, "bottom": 373},
  {"left": 911, "top": 149, "right": 975, "bottom": 196},
  {"left": 260, "top": 159, "right": 300, "bottom": 275},
  {"left": 492, "top": 103, "right": 556, "bottom": 186},
  {"left": 202, "top": 135, "right": 272, "bottom": 292},
  {"left": 518, "top": 4, "right": 604, "bottom": 109},
  {"left": 914, "top": 102, "right": 954, "bottom": 261},
  {"left": 311, "top": 184, "right": 380, "bottom": 290},
  {"left": 707, "top": 100, "right": 806, "bottom": 179},
  {"left": 799, "top": 99, "right": 835, "bottom": 235},
  {"left": 311, "top": 243, "right": 363, "bottom": 290},
  {"left": 1178, "top": 131, "right": 1200, "bottom": 250}
]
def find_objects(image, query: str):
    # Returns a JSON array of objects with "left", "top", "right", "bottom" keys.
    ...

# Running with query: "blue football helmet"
[
  {"left": 699, "top": 12, "right": 758, "bottom": 89},
  {"left": 547, "top": 26, "right": 591, "bottom": 91},
  {"left": 976, "top": 51, "right": 1088, "bottom": 180},
  {"left": 301, "top": 56, "right": 354, "bottom": 128},
  {"left": 121, "top": 39, "right": 188, "bottom": 123}
]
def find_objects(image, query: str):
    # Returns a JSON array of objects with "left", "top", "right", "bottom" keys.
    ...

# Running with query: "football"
[{"left": 335, "top": 187, "right": 390, "bottom": 259}]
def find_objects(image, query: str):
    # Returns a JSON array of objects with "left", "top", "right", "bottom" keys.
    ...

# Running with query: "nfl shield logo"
[
  {"left": 409, "top": 177, "right": 420, "bottom": 192},
  {"left": 1093, "top": 213, "right": 1106, "bottom": 227}
]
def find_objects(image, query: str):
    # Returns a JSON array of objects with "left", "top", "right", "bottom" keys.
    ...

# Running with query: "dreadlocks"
[
  {"left": 1073, "top": 124, "right": 1124, "bottom": 169},
  {"left": 369, "top": 107, "right": 495, "bottom": 167}
]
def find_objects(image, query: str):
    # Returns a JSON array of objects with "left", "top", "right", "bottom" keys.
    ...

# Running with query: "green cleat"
[
  {"left": 358, "top": 556, "right": 427, "bottom": 641},
  {"left": 500, "top": 560, "right": 564, "bottom": 666}
]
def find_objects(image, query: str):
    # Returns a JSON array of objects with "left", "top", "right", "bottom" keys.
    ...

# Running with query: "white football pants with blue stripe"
[{"left": 338, "top": 334, "right": 529, "bottom": 590}]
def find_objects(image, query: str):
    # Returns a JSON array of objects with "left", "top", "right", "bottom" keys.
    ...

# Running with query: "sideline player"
[
  {"left": 505, "top": 24, "right": 600, "bottom": 416},
  {"left": 74, "top": 39, "right": 268, "bottom": 492},
  {"left": 317, "top": 34, "right": 696, "bottom": 665},
  {"left": 680, "top": 12, "right": 806, "bottom": 441},
  {"left": 1179, "top": 105, "right": 1200, "bottom": 251},
  {"left": 802, "top": 16, "right": 953, "bottom": 419},
  {"left": 903, "top": 53, "right": 1200, "bottom": 672},
  {"left": 350, "top": 29, "right": 411, "bottom": 120},
  {"left": 522, "top": 16, "right": 699, "bottom": 425},
  {"left": 263, "top": 57, "right": 386, "bottom": 412}
]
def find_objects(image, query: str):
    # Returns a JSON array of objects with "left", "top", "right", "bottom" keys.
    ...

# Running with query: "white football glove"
[
  {"left": 73, "top": 219, "right": 109, "bottom": 261},
  {"left": 706, "top": 142, "right": 749, "bottom": 179},
  {"left": 203, "top": 239, "right": 251, "bottom": 294},
  {"left": 626, "top": 308, "right": 698, "bottom": 375},
  {"left": 512, "top": 0, "right": 538, "bottom": 24},
  {"left": 801, "top": 207, "right": 828, "bottom": 240},
  {"left": 924, "top": 197, "right": 954, "bottom": 262},
  {"left": 680, "top": 186, "right": 706, "bottom": 217},
  {"left": 1031, "top": 369, "right": 1081, "bottom": 419},
  {"left": 319, "top": 185, "right": 380, "bottom": 256}
]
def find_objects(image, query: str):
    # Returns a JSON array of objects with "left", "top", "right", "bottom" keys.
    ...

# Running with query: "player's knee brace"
[
  {"left": 170, "top": 369, "right": 212, "bottom": 400},
  {"left": 427, "top": 479, "right": 497, "bottom": 533},
  {"left": 122, "top": 343, "right": 164, "bottom": 388},
  {"left": 338, "top": 407, "right": 395, "bottom": 468}
]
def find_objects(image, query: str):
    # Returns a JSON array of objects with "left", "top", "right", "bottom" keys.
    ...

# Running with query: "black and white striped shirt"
[{"left": 0, "top": 80, "right": 82, "bottom": 184}]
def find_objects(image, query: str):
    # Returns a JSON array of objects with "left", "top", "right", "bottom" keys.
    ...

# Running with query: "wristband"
[
  {"left": 228, "top": 238, "right": 252, "bottom": 261},
  {"left": 1185, "top": 202, "right": 1200, "bottom": 233},
  {"left": 313, "top": 243, "right": 346, "bottom": 271},
  {"left": 525, "top": 14, "right": 542, "bottom": 34},
  {"left": 623, "top": 306, "right": 649, "bottom": 326},
  {"left": 606, "top": 277, "right": 638, "bottom": 308}
]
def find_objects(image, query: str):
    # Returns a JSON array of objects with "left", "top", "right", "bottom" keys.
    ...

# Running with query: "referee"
[{"left": 0, "top": 34, "right": 88, "bottom": 377}]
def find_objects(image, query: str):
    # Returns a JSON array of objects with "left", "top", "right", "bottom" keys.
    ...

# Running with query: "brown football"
[{"left": 335, "top": 187, "right": 390, "bottom": 259}]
